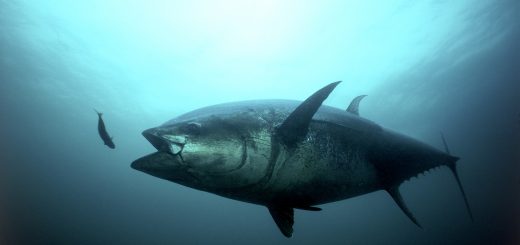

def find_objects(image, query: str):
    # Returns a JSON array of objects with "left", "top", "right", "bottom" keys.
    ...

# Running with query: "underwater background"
[{"left": 0, "top": 0, "right": 519, "bottom": 244}]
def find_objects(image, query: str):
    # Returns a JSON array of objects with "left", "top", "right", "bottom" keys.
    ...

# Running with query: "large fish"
[
  {"left": 95, "top": 110, "right": 115, "bottom": 149},
  {"left": 131, "top": 82, "right": 472, "bottom": 237}
]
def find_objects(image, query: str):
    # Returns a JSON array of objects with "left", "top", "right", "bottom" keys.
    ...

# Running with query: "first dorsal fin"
[
  {"left": 386, "top": 186, "right": 422, "bottom": 228},
  {"left": 346, "top": 95, "right": 367, "bottom": 115},
  {"left": 276, "top": 81, "right": 341, "bottom": 148},
  {"left": 267, "top": 206, "right": 294, "bottom": 237}
]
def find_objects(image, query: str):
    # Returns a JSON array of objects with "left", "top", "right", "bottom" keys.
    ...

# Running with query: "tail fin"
[
  {"left": 441, "top": 133, "right": 474, "bottom": 221},
  {"left": 94, "top": 108, "right": 102, "bottom": 117}
]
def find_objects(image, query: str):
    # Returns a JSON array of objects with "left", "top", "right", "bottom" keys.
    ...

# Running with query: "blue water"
[{"left": 1, "top": 1, "right": 519, "bottom": 244}]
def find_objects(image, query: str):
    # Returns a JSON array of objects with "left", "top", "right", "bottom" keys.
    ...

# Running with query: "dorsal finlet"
[{"left": 346, "top": 95, "right": 367, "bottom": 116}]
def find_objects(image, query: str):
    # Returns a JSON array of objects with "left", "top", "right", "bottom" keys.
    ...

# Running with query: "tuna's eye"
[{"left": 185, "top": 122, "right": 201, "bottom": 135}]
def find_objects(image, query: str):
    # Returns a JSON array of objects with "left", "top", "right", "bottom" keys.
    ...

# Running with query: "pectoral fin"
[
  {"left": 295, "top": 206, "right": 322, "bottom": 211},
  {"left": 276, "top": 81, "right": 341, "bottom": 148},
  {"left": 386, "top": 186, "right": 422, "bottom": 228},
  {"left": 267, "top": 206, "right": 294, "bottom": 237}
]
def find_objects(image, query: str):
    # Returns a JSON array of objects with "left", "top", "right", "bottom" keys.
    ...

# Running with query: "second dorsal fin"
[
  {"left": 346, "top": 95, "right": 367, "bottom": 115},
  {"left": 276, "top": 81, "right": 341, "bottom": 148}
]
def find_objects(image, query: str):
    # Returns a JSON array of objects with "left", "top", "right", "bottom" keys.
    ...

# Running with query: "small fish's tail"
[
  {"left": 94, "top": 108, "right": 102, "bottom": 117},
  {"left": 441, "top": 133, "right": 474, "bottom": 221}
]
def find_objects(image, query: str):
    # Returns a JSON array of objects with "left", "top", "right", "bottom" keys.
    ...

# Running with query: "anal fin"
[
  {"left": 386, "top": 186, "right": 422, "bottom": 228},
  {"left": 267, "top": 206, "right": 294, "bottom": 237}
]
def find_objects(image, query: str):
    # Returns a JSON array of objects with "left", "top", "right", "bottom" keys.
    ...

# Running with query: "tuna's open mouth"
[{"left": 142, "top": 129, "right": 185, "bottom": 159}]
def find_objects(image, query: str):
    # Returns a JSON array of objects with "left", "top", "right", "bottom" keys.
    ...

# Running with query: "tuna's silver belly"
[{"left": 207, "top": 122, "right": 383, "bottom": 206}]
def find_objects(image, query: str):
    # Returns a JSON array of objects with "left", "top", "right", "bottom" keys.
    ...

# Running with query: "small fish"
[{"left": 95, "top": 109, "right": 115, "bottom": 149}]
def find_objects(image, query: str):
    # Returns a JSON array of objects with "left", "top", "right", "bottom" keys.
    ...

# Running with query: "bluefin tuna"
[{"left": 131, "top": 82, "right": 472, "bottom": 237}]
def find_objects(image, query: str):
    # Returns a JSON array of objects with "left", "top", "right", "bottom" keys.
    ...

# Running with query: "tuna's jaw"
[
  {"left": 130, "top": 151, "right": 181, "bottom": 172},
  {"left": 130, "top": 152, "right": 155, "bottom": 171}
]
